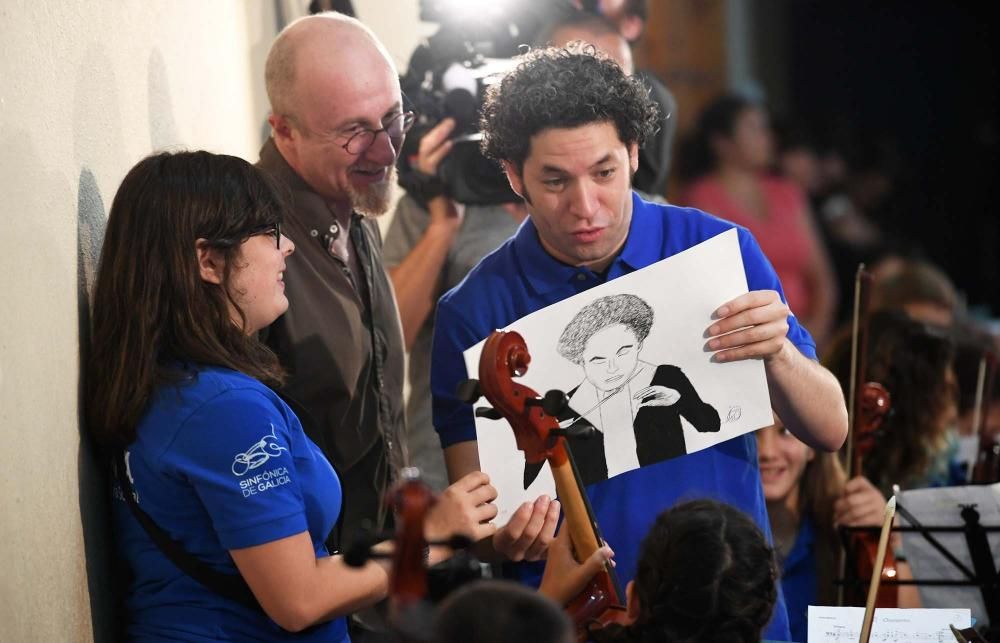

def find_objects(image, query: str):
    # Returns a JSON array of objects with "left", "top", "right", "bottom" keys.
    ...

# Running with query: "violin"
[
  {"left": 386, "top": 468, "right": 436, "bottom": 638},
  {"left": 841, "top": 265, "right": 900, "bottom": 608},
  {"left": 460, "top": 330, "right": 630, "bottom": 641},
  {"left": 970, "top": 352, "right": 1000, "bottom": 484},
  {"left": 343, "top": 468, "right": 477, "bottom": 643}
]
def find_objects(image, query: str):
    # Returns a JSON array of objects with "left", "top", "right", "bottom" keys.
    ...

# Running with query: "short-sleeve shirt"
[
  {"left": 431, "top": 192, "right": 816, "bottom": 642},
  {"left": 113, "top": 365, "right": 347, "bottom": 642},
  {"left": 779, "top": 517, "right": 818, "bottom": 643}
]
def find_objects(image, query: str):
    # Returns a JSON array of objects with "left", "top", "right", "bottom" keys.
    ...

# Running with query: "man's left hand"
[{"left": 705, "top": 290, "right": 790, "bottom": 363}]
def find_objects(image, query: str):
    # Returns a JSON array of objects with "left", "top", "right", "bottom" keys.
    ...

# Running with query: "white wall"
[
  {"left": 0, "top": 2, "right": 426, "bottom": 639},
  {"left": 0, "top": 2, "right": 277, "bottom": 640}
]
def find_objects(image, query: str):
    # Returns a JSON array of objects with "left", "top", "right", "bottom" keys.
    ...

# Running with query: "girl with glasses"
[{"left": 87, "top": 150, "right": 495, "bottom": 641}]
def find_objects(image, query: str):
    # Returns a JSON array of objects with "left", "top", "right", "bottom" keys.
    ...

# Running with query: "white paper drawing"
[
  {"left": 554, "top": 293, "right": 722, "bottom": 482},
  {"left": 463, "top": 229, "right": 774, "bottom": 524}
]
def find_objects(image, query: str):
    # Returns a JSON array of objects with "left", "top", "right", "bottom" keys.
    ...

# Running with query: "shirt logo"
[{"left": 232, "top": 424, "right": 288, "bottom": 476}]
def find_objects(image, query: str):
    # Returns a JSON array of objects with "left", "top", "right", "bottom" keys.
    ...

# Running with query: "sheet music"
[
  {"left": 897, "top": 482, "right": 1000, "bottom": 626},
  {"left": 807, "top": 607, "right": 971, "bottom": 643}
]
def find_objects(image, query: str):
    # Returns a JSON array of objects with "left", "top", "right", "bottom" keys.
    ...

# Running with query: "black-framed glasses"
[
  {"left": 342, "top": 111, "right": 415, "bottom": 155},
  {"left": 214, "top": 222, "right": 282, "bottom": 250},
  {"left": 247, "top": 222, "right": 282, "bottom": 249}
]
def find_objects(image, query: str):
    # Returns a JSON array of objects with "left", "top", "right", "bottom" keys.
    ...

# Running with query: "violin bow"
[
  {"left": 838, "top": 264, "right": 870, "bottom": 606},
  {"left": 845, "top": 263, "right": 874, "bottom": 481},
  {"left": 858, "top": 495, "right": 897, "bottom": 643}
]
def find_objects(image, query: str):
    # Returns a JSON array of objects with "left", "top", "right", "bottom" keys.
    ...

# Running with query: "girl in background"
[
  {"left": 823, "top": 309, "right": 961, "bottom": 494},
  {"left": 757, "top": 415, "right": 845, "bottom": 642},
  {"left": 677, "top": 94, "right": 838, "bottom": 347}
]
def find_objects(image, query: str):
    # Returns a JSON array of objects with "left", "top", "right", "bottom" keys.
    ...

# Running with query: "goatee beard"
[{"left": 350, "top": 165, "right": 397, "bottom": 218}]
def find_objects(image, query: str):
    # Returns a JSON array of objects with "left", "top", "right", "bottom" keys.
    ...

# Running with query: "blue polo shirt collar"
[
  {"left": 513, "top": 191, "right": 664, "bottom": 293},
  {"left": 618, "top": 191, "right": 665, "bottom": 273}
]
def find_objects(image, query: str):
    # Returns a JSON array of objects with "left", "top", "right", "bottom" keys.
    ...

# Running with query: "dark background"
[{"left": 786, "top": 2, "right": 999, "bottom": 316}]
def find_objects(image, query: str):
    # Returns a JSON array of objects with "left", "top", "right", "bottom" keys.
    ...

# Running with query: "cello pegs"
[
  {"left": 474, "top": 406, "right": 503, "bottom": 421},
  {"left": 456, "top": 379, "right": 482, "bottom": 403}
]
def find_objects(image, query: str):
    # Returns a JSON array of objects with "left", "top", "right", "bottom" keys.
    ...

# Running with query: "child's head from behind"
[
  {"left": 627, "top": 499, "right": 777, "bottom": 643},
  {"left": 434, "top": 580, "right": 573, "bottom": 643}
]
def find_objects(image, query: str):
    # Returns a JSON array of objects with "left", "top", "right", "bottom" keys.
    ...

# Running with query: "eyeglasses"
[
  {"left": 214, "top": 222, "right": 282, "bottom": 250},
  {"left": 247, "top": 222, "right": 282, "bottom": 249},
  {"left": 342, "top": 111, "right": 415, "bottom": 155}
]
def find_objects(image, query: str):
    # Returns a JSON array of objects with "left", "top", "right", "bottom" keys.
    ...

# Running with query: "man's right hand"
[{"left": 492, "top": 495, "right": 560, "bottom": 562}]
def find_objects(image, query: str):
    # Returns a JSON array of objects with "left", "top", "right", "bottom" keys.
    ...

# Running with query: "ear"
[
  {"left": 628, "top": 142, "right": 640, "bottom": 174},
  {"left": 501, "top": 160, "right": 526, "bottom": 199},
  {"left": 625, "top": 580, "right": 640, "bottom": 623},
  {"left": 268, "top": 112, "right": 294, "bottom": 143},
  {"left": 195, "top": 239, "right": 226, "bottom": 285},
  {"left": 806, "top": 447, "right": 816, "bottom": 463}
]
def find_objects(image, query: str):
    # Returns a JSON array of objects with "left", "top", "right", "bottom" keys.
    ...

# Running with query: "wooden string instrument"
[
  {"left": 840, "top": 264, "right": 899, "bottom": 608},
  {"left": 343, "top": 468, "right": 474, "bottom": 643},
  {"left": 459, "top": 330, "right": 630, "bottom": 641},
  {"left": 970, "top": 351, "right": 1000, "bottom": 484}
]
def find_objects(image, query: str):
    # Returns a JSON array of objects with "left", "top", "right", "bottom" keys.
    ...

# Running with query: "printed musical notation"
[{"left": 808, "top": 607, "right": 971, "bottom": 643}]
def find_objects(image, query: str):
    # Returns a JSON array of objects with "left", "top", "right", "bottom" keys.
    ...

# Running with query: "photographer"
[{"left": 384, "top": 121, "right": 526, "bottom": 492}]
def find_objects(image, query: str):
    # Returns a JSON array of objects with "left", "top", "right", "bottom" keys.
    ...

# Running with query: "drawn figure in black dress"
[{"left": 555, "top": 294, "right": 720, "bottom": 485}]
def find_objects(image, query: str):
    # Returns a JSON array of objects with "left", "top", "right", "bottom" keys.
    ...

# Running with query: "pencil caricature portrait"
[{"left": 556, "top": 294, "right": 721, "bottom": 484}]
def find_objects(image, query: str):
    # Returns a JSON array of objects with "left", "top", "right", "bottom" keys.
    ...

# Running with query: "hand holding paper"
[{"left": 706, "top": 290, "right": 791, "bottom": 363}]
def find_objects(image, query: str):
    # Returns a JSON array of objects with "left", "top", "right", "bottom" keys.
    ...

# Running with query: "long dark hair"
[
  {"left": 675, "top": 94, "right": 756, "bottom": 183},
  {"left": 87, "top": 151, "right": 288, "bottom": 447},
  {"left": 797, "top": 449, "right": 847, "bottom": 605},
  {"left": 596, "top": 499, "right": 777, "bottom": 643},
  {"left": 823, "top": 310, "right": 956, "bottom": 492}
]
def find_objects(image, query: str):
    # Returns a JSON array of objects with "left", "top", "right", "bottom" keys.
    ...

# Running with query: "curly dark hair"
[
  {"left": 480, "top": 43, "right": 661, "bottom": 170},
  {"left": 593, "top": 499, "right": 777, "bottom": 643},
  {"left": 823, "top": 310, "right": 956, "bottom": 492},
  {"left": 557, "top": 294, "right": 654, "bottom": 365}
]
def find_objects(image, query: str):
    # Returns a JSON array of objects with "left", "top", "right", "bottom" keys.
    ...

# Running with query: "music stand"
[{"left": 837, "top": 484, "right": 1000, "bottom": 641}]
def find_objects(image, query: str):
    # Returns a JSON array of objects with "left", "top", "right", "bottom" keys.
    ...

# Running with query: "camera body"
[{"left": 397, "top": 0, "right": 575, "bottom": 206}]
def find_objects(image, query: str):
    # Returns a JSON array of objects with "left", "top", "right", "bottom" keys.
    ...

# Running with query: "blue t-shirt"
[
  {"left": 431, "top": 192, "right": 816, "bottom": 642},
  {"left": 113, "top": 365, "right": 349, "bottom": 642},
  {"left": 780, "top": 517, "right": 818, "bottom": 643}
]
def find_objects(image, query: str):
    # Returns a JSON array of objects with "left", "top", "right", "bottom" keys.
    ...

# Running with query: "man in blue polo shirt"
[{"left": 430, "top": 44, "right": 847, "bottom": 640}]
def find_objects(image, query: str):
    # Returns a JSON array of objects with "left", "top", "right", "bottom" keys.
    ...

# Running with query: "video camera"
[{"left": 397, "top": 0, "right": 577, "bottom": 206}]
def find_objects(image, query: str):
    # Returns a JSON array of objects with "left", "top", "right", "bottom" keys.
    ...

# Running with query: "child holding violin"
[
  {"left": 755, "top": 413, "right": 919, "bottom": 642},
  {"left": 823, "top": 309, "right": 963, "bottom": 494},
  {"left": 86, "top": 151, "right": 498, "bottom": 641}
]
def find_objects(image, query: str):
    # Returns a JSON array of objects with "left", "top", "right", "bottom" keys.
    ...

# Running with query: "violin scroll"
[{"left": 467, "top": 330, "right": 630, "bottom": 641}]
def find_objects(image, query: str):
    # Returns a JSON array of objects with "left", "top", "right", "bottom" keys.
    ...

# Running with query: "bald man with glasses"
[
  {"left": 253, "top": 13, "right": 511, "bottom": 642},
  {"left": 256, "top": 12, "right": 418, "bottom": 567}
]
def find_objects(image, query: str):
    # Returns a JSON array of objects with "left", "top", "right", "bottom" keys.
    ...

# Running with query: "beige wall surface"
[
  {"left": 0, "top": 1, "right": 276, "bottom": 640},
  {"left": 0, "top": 1, "right": 425, "bottom": 639}
]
